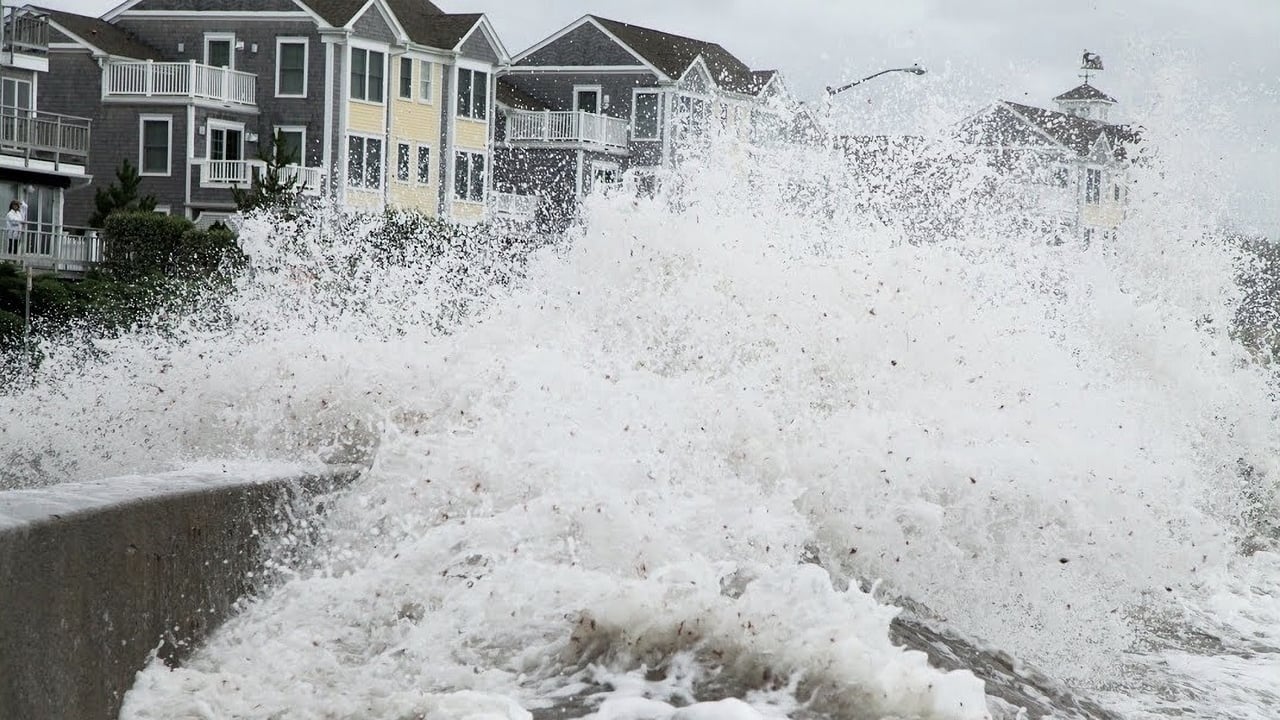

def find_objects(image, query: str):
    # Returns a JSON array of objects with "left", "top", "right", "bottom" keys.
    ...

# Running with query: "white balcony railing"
[
  {"left": 0, "top": 106, "right": 91, "bottom": 163},
  {"left": 197, "top": 159, "right": 325, "bottom": 195},
  {"left": 490, "top": 192, "right": 540, "bottom": 222},
  {"left": 1, "top": 225, "right": 103, "bottom": 274},
  {"left": 2, "top": 9, "right": 49, "bottom": 55},
  {"left": 103, "top": 60, "right": 257, "bottom": 107},
  {"left": 506, "top": 110, "right": 629, "bottom": 150}
]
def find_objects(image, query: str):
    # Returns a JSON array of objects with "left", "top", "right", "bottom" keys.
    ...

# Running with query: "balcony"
[
  {"left": 104, "top": 60, "right": 257, "bottom": 108},
  {"left": 506, "top": 110, "right": 629, "bottom": 152},
  {"left": 2, "top": 9, "right": 49, "bottom": 56},
  {"left": 197, "top": 158, "right": 326, "bottom": 195},
  {"left": 0, "top": 107, "right": 91, "bottom": 166},
  {"left": 1, "top": 224, "right": 103, "bottom": 275},
  {"left": 490, "top": 191, "right": 540, "bottom": 223}
]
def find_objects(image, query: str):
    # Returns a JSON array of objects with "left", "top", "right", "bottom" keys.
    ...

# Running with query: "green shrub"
[{"left": 103, "top": 212, "right": 196, "bottom": 278}]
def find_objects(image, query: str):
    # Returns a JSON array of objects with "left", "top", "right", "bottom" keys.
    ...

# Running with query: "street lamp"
[{"left": 826, "top": 64, "right": 926, "bottom": 97}]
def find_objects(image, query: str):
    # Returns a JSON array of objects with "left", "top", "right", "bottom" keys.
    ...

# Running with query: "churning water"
[{"left": 3, "top": 105, "right": 1278, "bottom": 720}]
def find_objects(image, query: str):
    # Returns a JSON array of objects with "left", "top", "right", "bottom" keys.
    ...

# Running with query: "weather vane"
[{"left": 1080, "top": 50, "right": 1104, "bottom": 84}]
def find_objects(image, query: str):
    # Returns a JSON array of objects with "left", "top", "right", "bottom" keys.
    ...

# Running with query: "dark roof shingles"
[
  {"left": 1053, "top": 83, "right": 1117, "bottom": 103},
  {"left": 35, "top": 6, "right": 159, "bottom": 59},
  {"left": 591, "top": 15, "right": 762, "bottom": 94}
]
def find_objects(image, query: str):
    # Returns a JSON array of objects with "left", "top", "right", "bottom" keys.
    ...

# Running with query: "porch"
[
  {"left": 1, "top": 224, "right": 103, "bottom": 275},
  {"left": 506, "top": 110, "right": 629, "bottom": 153},
  {"left": 103, "top": 60, "right": 257, "bottom": 109},
  {"left": 0, "top": 107, "right": 91, "bottom": 167},
  {"left": 195, "top": 159, "right": 326, "bottom": 195}
]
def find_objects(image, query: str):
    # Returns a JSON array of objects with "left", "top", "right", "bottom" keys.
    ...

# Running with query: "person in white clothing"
[{"left": 6, "top": 197, "right": 27, "bottom": 255}]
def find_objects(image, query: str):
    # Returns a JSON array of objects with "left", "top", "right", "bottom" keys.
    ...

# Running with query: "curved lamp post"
[{"left": 826, "top": 64, "right": 926, "bottom": 97}]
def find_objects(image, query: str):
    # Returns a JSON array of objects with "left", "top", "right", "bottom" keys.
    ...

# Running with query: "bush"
[{"left": 103, "top": 212, "right": 196, "bottom": 278}]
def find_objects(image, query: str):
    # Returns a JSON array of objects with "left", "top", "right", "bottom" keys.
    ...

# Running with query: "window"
[
  {"left": 1085, "top": 168, "right": 1102, "bottom": 204},
  {"left": 456, "top": 68, "right": 487, "bottom": 120},
  {"left": 205, "top": 33, "right": 233, "bottom": 69},
  {"left": 396, "top": 142, "right": 410, "bottom": 182},
  {"left": 276, "top": 39, "right": 307, "bottom": 97},
  {"left": 1, "top": 78, "right": 32, "bottom": 144},
  {"left": 416, "top": 145, "right": 431, "bottom": 184},
  {"left": 1113, "top": 183, "right": 1123, "bottom": 202},
  {"left": 139, "top": 115, "right": 171, "bottom": 175},
  {"left": 633, "top": 90, "right": 660, "bottom": 140},
  {"left": 347, "top": 135, "right": 382, "bottom": 189},
  {"left": 399, "top": 57, "right": 413, "bottom": 100},
  {"left": 574, "top": 86, "right": 600, "bottom": 114},
  {"left": 351, "top": 47, "right": 385, "bottom": 103},
  {"left": 1, "top": 77, "right": 32, "bottom": 110},
  {"left": 274, "top": 126, "right": 305, "bottom": 165},
  {"left": 207, "top": 122, "right": 243, "bottom": 162},
  {"left": 1051, "top": 166, "right": 1070, "bottom": 188},
  {"left": 419, "top": 60, "right": 433, "bottom": 102},
  {"left": 454, "top": 151, "right": 485, "bottom": 202}
]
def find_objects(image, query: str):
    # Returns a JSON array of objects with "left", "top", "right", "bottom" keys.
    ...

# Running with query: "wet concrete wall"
[{"left": 0, "top": 467, "right": 359, "bottom": 720}]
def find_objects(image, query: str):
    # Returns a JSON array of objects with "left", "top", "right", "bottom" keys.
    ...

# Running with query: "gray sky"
[{"left": 43, "top": 0, "right": 1280, "bottom": 236}]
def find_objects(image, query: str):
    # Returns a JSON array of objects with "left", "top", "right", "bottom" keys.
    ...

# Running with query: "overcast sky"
[{"left": 43, "top": 0, "right": 1280, "bottom": 236}]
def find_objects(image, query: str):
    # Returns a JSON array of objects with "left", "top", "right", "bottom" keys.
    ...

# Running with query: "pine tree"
[
  {"left": 232, "top": 131, "right": 304, "bottom": 213},
  {"left": 88, "top": 159, "right": 157, "bottom": 227}
]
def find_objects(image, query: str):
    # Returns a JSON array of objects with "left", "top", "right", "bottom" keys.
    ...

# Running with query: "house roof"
[
  {"left": 1053, "top": 83, "right": 1117, "bottom": 104},
  {"left": 35, "top": 5, "right": 159, "bottom": 59},
  {"left": 590, "top": 15, "right": 761, "bottom": 94},
  {"left": 963, "top": 100, "right": 1139, "bottom": 159},
  {"left": 397, "top": 9, "right": 482, "bottom": 50},
  {"left": 294, "top": 0, "right": 441, "bottom": 28},
  {"left": 495, "top": 77, "right": 547, "bottom": 111}
]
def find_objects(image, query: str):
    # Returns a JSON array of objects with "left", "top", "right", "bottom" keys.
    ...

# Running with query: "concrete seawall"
[{"left": 0, "top": 465, "right": 360, "bottom": 720}]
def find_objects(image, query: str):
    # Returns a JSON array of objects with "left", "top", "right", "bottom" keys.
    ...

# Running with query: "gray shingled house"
[
  {"left": 36, "top": 0, "right": 505, "bottom": 227},
  {"left": 0, "top": 5, "right": 96, "bottom": 272},
  {"left": 493, "top": 14, "right": 788, "bottom": 228}
]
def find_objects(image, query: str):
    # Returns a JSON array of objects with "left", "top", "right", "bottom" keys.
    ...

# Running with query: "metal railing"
[
  {"left": 2, "top": 10, "right": 49, "bottom": 55},
  {"left": 1, "top": 224, "right": 103, "bottom": 274},
  {"left": 103, "top": 60, "right": 257, "bottom": 107},
  {"left": 0, "top": 106, "right": 91, "bottom": 163},
  {"left": 490, "top": 191, "right": 540, "bottom": 221},
  {"left": 506, "top": 110, "right": 629, "bottom": 149}
]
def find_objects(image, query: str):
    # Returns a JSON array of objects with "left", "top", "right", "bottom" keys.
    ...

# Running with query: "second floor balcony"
[
  {"left": 506, "top": 110, "right": 629, "bottom": 152},
  {"left": 196, "top": 158, "right": 326, "bottom": 195},
  {"left": 0, "top": 107, "right": 91, "bottom": 167},
  {"left": 2, "top": 9, "right": 49, "bottom": 58},
  {"left": 104, "top": 60, "right": 257, "bottom": 109}
]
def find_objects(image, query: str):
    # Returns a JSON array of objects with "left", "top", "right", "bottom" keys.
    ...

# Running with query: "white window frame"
[
  {"left": 138, "top": 114, "right": 172, "bottom": 177},
  {"left": 453, "top": 150, "right": 486, "bottom": 203},
  {"left": 573, "top": 84, "right": 602, "bottom": 114},
  {"left": 349, "top": 43, "right": 387, "bottom": 104},
  {"left": 206, "top": 118, "right": 245, "bottom": 161},
  {"left": 455, "top": 66, "right": 489, "bottom": 121},
  {"left": 346, "top": 133, "right": 383, "bottom": 191},
  {"left": 203, "top": 32, "right": 235, "bottom": 69},
  {"left": 395, "top": 140, "right": 411, "bottom": 183},
  {"left": 273, "top": 125, "right": 306, "bottom": 165},
  {"left": 275, "top": 37, "right": 308, "bottom": 98},
  {"left": 415, "top": 143, "right": 431, "bottom": 185},
  {"left": 631, "top": 88, "right": 661, "bottom": 141},
  {"left": 1, "top": 77, "right": 32, "bottom": 110},
  {"left": 418, "top": 59, "right": 434, "bottom": 104},
  {"left": 1085, "top": 167, "right": 1103, "bottom": 205}
]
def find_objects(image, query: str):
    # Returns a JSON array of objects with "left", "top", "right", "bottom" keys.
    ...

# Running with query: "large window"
[
  {"left": 276, "top": 39, "right": 307, "bottom": 97},
  {"left": 398, "top": 57, "right": 413, "bottom": 100},
  {"left": 347, "top": 135, "right": 383, "bottom": 189},
  {"left": 274, "top": 126, "right": 305, "bottom": 165},
  {"left": 416, "top": 145, "right": 431, "bottom": 184},
  {"left": 633, "top": 90, "right": 660, "bottom": 140},
  {"left": 139, "top": 115, "right": 171, "bottom": 176},
  {"left": 351, "top": 47, "right": 385, "bottom": 103},
  {"left": 454, "top": 151, "right": 485, "bottom": 202},
  {"left": 456, "top": 68, "right": 488, "bottom": 120},
  {"left": 419, "top": 60, "right": 433, "bottom": 102},
  {"left": 396, "top": 142, "right": 411, "bottom": 182},
  {"left": 207, "top": 121, "right": 243, "bottom": 161},
  {"left": 1085, "top": 168, "right": 1102, "bottom": 205}
]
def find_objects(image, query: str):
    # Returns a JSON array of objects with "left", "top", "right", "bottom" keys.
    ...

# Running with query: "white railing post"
[
  {"left": 188, "top": 59, "right": 197, "bottom": 99},
  {"left": 543, "top": 109, "right": 551, "bottom": 141},
  {"left": 145, "top": 59, "right": 154, "bottom": 97}
]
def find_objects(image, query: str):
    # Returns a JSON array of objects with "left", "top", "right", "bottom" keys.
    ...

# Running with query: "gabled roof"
[
  {"left": 961, "top": 100, "right": 1139, "bottom": 160},
  {"left": 495, "top": 77, "right": 547, "bottom": 111},
  {"left": 35, "top": 5, "right": 159, "bottom": 59},
  {"left": 750, "top": 70, "right": 779, "bottom": 94},
  {"left": 589, "top": 15, "right": 762, "bottom": 95},
  {"left": 400, "top": 10, "right": 481, "bottom": 50},
  {"left": 1053, "top": 83, "right": 1117, "bottom": 104}
]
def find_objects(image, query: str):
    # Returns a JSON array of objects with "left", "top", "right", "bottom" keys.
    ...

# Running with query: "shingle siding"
[
  {"left": 457, "top": 30, "right": 498, "bottom": 65},
  {"left": 350, "top": 6, "right": 397, "bottom": 44},
  {"left": 516, "top": 23, "right": 638, "bottom": 67},
  {"left": 501, "top": 71, "right": 655, "bottom": 119}
]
